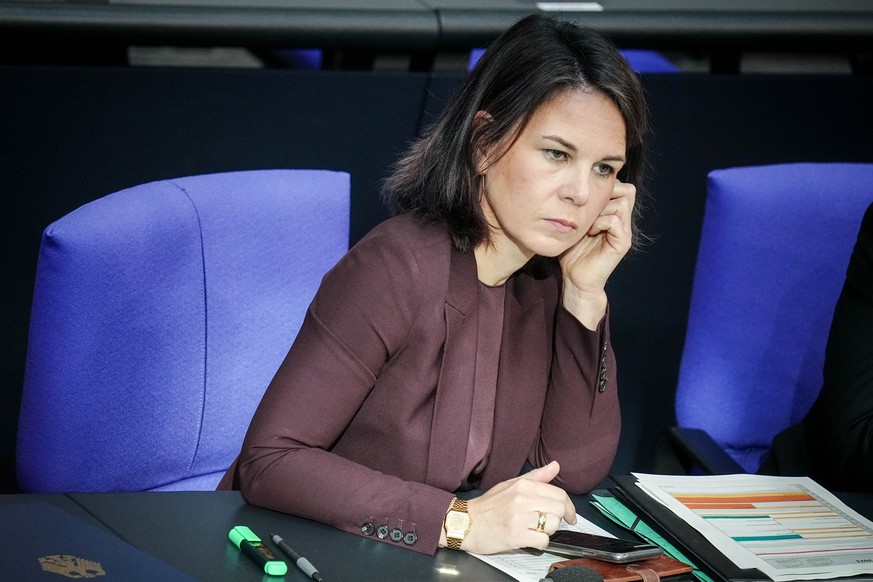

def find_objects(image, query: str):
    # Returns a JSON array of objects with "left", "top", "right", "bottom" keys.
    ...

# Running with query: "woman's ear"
[{"left": 472, "top": 110, "right": 494, "bottom": 174}]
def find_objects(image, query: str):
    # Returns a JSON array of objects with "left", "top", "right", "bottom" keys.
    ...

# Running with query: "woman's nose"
[{"left": 559, "top": 172, "right": 590, "bottom": 205}]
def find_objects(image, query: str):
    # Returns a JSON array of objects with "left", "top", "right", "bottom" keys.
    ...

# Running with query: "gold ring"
[{"left": 536, "top": 511, "right": 547, "bottom": 533}]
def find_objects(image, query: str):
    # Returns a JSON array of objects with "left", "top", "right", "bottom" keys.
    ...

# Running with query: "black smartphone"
[{"left": 546, "top": 531, "right": 663, "bottom": 563}]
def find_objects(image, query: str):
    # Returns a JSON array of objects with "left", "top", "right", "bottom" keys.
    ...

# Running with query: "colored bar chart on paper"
[{"left": 632, "top": 473, "right": 873, "bottom": 581}]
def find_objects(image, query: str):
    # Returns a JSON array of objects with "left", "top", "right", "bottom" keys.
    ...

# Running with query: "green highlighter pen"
[{"left": 229, "top": 525, "right": 288, "bottom": 576}]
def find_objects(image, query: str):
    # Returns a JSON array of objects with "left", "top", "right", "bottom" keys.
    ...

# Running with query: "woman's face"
[{"left": 478, "top": 88, "right": 627, "bottom": 269}]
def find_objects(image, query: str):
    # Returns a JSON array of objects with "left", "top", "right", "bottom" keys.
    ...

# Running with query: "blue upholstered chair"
[
  {"left": 670, "top": 162, "right": 873, "bottom": 474},
  {"left": 17, "top": 169, "right": 349, "bottom": 492}
]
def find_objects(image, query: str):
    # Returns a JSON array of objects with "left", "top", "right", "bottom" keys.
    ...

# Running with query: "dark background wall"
[{"left": 3, "top": 66, "right": 873, "bottom": 492}]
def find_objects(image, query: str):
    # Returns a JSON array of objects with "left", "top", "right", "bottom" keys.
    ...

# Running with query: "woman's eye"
[
  {"left": 594, "top": 163, "right": 615, "bottom": 176},
  {"left": 546, "top": 149, "right": 567, "bottom": 161}
]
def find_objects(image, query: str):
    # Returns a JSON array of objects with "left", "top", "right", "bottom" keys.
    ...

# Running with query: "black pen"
[{"left": 271, "top": 534, "right": 324, "bottom": 581}]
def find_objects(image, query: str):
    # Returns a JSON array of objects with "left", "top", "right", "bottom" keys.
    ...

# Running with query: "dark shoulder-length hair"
[{"left": 382, "top": 13, "right": 649, "bottom": 255}]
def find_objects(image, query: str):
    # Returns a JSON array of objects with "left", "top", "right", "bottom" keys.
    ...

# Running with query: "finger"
[
  {"left": 532, "top": 490, "right": 577, "bottom": 522},
  {"left": 530, "top": 510, "right": 563, "bottom": 535},
  {"left": 525, "top": 527, "right": 554, "bottom": 551},
  {"left": 600, "top": 187, "right": 635, "bottom": 221},
  {"left": 529, "top": 495, "right": 577, "bottom": 531},
  {"left": 520, "top": 503, "right": 576, "bottom": 549},
  {"left": 611, "top": 180, "right": 636, "bottom": 203},
  {"left": 518, "top": 460, "right": 560, "bottom": 484},
  {"left": 549, "top": 494, "right": 578, "bottom": 525},
  {"left": 603, "top": 182, "right": 636, "bottom": 224},
  {"left": 561, "top": 495, "right": 577, "bottom": 524},
  {"left": 517, "top": 462, "right": 577, "bottom": 523},
  {"left": 587, "top": 213, "right": 626, "bottom": 242},
  {"left": 522, "top": 530, "right": 551, "bottom": 551}
]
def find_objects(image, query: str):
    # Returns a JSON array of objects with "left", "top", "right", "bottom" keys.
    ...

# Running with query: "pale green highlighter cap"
[{"left": 228, "top": 525, "right": 288, "bottom": 576}]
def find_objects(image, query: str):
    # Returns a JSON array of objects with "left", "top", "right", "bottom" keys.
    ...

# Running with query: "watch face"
[{"left": 445, "top": 511, "right": 470, "bottom": 533}]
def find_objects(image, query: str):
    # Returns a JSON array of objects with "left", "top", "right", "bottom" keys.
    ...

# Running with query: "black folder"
[
  {"left": 610, "top": 474, "right": 771, "bottom": 582},
  {"left": 1, "top": 501, "right": 197, "bottom": 581},
  {"left": 609, "top": 475, "right": 873, "bottom": 582}
]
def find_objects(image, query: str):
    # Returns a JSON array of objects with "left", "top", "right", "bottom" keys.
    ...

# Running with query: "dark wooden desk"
[
  {"left": 77, "top": 490, "right": 506, "bottom": 581},
  {"left": 0, "top": 490, "right": 625, "bottom": 581},
  {"left": 2, "top": 487, "right": 871, "bottom": 581}
]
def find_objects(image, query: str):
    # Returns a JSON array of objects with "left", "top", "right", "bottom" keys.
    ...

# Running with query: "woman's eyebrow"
[
  {"left": 542, "top": 134, "right": 577, "bottom": 152},
  {"left": 542, "top": 134, "right": 626, "bottom": 163}
]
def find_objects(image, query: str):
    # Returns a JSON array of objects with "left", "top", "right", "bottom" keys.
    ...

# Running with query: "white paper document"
[
  {"left": 470, "top": 514, "right": 614, "bottom": 582},
  {"left": 632, "top": 473, "right": 873, "bottom": 581}
]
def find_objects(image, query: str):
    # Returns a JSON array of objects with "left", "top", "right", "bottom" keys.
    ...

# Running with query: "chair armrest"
[{"left": 667, "top": 427, "right": 747, "bottom": 475}]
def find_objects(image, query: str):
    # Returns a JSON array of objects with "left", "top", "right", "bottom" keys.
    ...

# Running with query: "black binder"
[
  {"left": 610, "top": 474, "right": 773, "bottom": 582},
  {"left": 609, "top": 475, "right": 873, "bottom": 582}
]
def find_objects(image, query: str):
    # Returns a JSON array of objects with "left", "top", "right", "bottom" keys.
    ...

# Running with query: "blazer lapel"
[{"left": 425, "top": 247, "right": 479, "bottom": 490}]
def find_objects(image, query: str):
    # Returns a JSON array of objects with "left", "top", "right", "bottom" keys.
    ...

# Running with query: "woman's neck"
[{"left": 473, "top": 241, "right": 531, "bottom": 287}]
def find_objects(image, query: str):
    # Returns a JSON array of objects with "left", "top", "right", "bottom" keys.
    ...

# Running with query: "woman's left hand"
[{"left": 559, "top": 180, "right": 636, "bottom": 328}]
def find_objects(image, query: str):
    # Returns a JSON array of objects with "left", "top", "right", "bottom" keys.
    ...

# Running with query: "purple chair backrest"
[
  {"left": 17, "top": 169, "right": 349, "bottom": 491},
  {"left": 676, "top": 162, "right": 873, "bottom": 472}
]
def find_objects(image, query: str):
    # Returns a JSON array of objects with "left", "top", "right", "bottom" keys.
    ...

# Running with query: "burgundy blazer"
[{"left": 219, "top": 213, "right": 620, "bottom": 554}]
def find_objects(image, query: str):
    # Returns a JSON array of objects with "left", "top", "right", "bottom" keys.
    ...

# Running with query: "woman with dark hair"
[{"left": 220, "top": 13, "right": 649, "bottom": 556}]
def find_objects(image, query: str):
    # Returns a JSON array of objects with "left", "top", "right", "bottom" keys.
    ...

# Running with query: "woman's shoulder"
[
  {"left": 307, "top": 215, "right": 451, "bottom": 358},
  {"left": 313, "top": 213, "right": 454, "bottom": 337},
  {"left": 361, "top": 213, "right": 450, "bottom": 250},
  {"left": 327, "top": 213, "right": 452, "bottom": 287},
  {"left": 352, "top": 214, "right": 452, "bottom": 269}
]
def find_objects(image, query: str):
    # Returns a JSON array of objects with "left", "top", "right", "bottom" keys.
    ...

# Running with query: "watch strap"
[{"left": 445, "top": 498, "right": 469, "bottom": 550}]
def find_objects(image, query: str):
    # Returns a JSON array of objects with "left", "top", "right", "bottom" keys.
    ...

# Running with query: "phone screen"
[{"left": 547, "top": 532, "right": 662, "bottom": 563}]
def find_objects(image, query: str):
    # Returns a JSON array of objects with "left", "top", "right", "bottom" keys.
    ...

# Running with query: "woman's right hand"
[{"left": 461, "top": 461, "right": 577, "bottom": 554}]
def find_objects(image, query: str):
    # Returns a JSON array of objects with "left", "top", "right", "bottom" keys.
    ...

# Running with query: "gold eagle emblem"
[{"left": 38, "top": 554, "right": 106, "bottom": 579}]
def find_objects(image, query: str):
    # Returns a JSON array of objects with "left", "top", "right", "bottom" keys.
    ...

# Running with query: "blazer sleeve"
[
  {"left": 235, "top": 226, "right": 454, "bottom": 554},
  {"left": 530, "top": 301, "right": 621, "bottom": 494}
]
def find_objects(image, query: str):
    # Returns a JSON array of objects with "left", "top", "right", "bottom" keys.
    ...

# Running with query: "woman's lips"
[{"left": 545, "top": 218, "right": 576, "bottom": 233}]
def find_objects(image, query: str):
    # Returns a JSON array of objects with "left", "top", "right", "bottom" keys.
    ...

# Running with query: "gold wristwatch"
[{"left": 443, "top": 497, "right": 471, "bottom": 550}]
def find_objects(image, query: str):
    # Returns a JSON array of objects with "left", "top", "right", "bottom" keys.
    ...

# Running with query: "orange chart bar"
[
  {"left": 673, "top": 492, "right": 815, "bottom": 504},
  {"left": 684, "top": 503, "right": 758, "bottom": 509}
]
